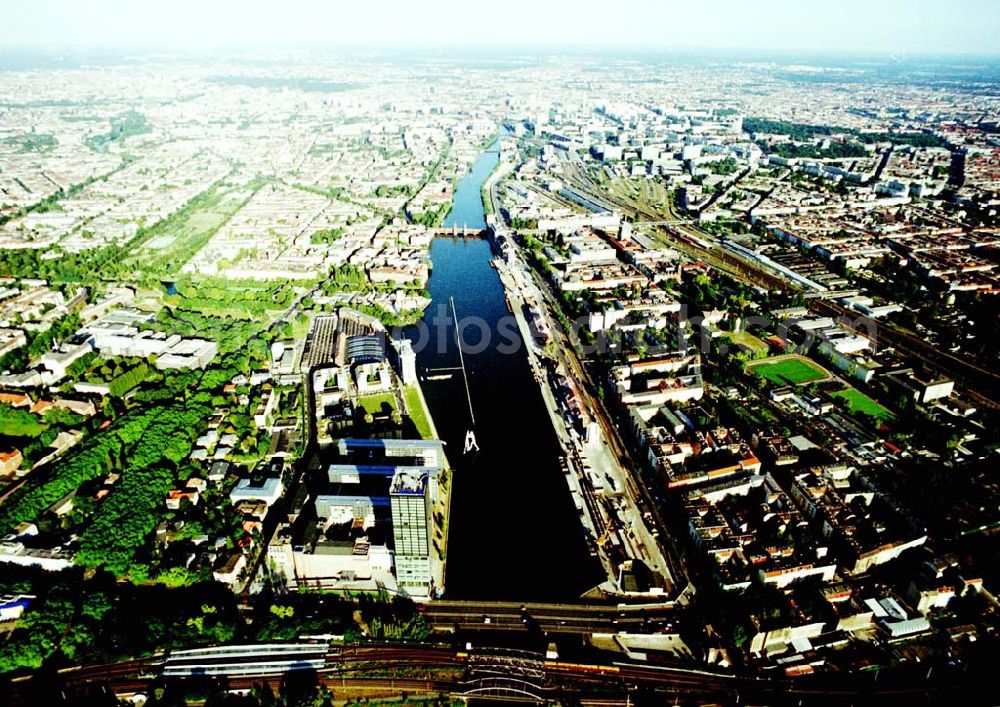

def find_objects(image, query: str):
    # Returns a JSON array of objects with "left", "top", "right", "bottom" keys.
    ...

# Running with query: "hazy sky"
[{"left": 2, "top": 0, "right": 998, "bottom": 57}]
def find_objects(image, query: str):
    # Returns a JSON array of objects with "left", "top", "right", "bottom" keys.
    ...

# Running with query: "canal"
[{"left": 407, "top": 139, "right": 603, "bottom": 601}]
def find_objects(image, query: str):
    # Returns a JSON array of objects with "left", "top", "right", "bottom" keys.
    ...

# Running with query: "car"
[{"left": 483, "top": 615, "right": 491, "bottom": 624}]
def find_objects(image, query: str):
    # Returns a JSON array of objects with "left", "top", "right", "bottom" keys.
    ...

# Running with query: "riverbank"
[
  {"left": 404, "top": 379, "right": 451, "bottom": 598},
  {"left": 409, "top": 236, "right": 603, "bottom": 600},
  {"left": 490, "top": 233, "right": 676, "bottom": 600},
  {"left": 492, "top": 256, "right": 616, "bottom": 590},
  {"left": 481, "top": 154, "right": 514, "bottom": 220}
]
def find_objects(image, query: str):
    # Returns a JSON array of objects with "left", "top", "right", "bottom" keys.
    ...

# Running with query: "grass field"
[
  {"left": 751, "top": 356, "right": 828, "bottom": 386},
  {"left": 403, "top": 385, "right": 435, "bottom": 440},
  {"left": 726, "top": 331, "right": 769, "bottom": 357},
  {"left": 358, "top": 393, "right": 397, "bottom": 415},
  {"left": 832, "top": 388, "right": 895, "bottom": 422}
]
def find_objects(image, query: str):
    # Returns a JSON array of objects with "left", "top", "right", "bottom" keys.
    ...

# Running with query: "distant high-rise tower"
[{"left": 390, "top": 470, "right": 433, "bottom": 596}]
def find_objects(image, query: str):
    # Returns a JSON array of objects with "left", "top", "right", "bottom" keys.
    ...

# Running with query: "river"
[
  {"left": 408, "top": 142, "right": 603, "bottom": 600},
  {"left": 442, "top": 140, "right": 499, "bottom": 230}
]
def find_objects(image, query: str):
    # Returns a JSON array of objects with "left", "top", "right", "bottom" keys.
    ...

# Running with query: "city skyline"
[{"left": 0, "top": 6, "right": 998, "bottom": 703}]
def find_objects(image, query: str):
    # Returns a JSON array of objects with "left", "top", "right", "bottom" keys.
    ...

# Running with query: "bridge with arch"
[{"left": 432, "top": 224, "right": 488, "bottom": 237}]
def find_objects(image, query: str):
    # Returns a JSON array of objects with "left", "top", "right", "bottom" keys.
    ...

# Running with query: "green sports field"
[
  {"left": 750, "top": 356, "right": 828, "bottom": 386},
  {"left": 832, "top": 388, "right": 895, "bottom": 422}
]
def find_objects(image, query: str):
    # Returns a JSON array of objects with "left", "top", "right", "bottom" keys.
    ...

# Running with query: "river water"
[
  {"left": 442, "top": 140, "right": 499, "bottom": 231},
  {"left": 408, "top": 143, "right": 602, "bottom": 600}
]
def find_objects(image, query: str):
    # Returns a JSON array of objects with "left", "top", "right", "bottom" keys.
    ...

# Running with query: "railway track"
[
  {"left": 575, "top": 168, "right": 999, "bottom": 410},
  {"left": 560, "top": 163, "right": 797, "bottom": 292},
  {"left": 11, "top": 651, "right": 972, "bottom": 707}
]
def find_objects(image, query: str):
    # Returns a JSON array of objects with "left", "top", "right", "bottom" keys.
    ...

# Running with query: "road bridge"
[{"left": 422, "top": 599, "right": 676, "bottom": 634}]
